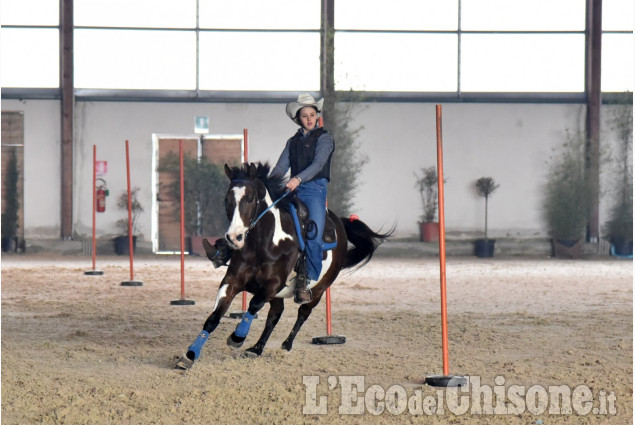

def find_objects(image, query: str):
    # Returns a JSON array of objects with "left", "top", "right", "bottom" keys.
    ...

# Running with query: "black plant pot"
[
  {"left": 114, "top": 235, "right": 137, "bottom": 255},
  {"left": 1, "top": 236, "right": 17, "bottom": 252},
  {"left": 474, "top": 239, "right": 495, "bottom": 258},
  {"left": 611, "top": 239, "right": 633, "bottom": 257}
]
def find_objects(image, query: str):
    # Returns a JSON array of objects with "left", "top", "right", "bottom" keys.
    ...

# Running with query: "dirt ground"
[{"left": 1, "top": 253, "right": 632, "bottom": 424}]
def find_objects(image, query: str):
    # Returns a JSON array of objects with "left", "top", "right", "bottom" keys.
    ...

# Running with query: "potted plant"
[
  {"left": 114, "top": 187, "right": 144, "bottom": 255},
  {"left": 603, "top": 98, "right": 633, "bottom": 257},
  {"left": 544, "top": 131, "right": 590, "bottom": 258},
  {"left": 474, "top": 177, "right": 500, "bottom": 257},
  {"left": 414, "top": 166, "right": 443, "bottom": 242},
  {"left": 159, "top": 153, "right": 228, "bottom": 255},
  {"left": 1, "top": 149, "right": 20, "bottom": 252}
]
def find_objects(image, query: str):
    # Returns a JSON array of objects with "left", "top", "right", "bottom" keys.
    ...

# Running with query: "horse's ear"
[
  {"left": 248, "top": 163, "right": 257, "bottom": 178},
  {"left": 224, "top": 164, "right": 232, "bottom": 180}
]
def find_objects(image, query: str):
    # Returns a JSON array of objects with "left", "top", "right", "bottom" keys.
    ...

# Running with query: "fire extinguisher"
[{"left": 96, "top": 178, "right": 109, "bottom": 213}]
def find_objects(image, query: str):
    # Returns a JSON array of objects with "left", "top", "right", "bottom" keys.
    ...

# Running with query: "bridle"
[{"left": 231, "top": 179, "right": 292, "bottom": 235}]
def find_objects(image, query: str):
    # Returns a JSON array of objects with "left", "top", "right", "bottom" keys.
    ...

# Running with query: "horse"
[{"left": 176, "top": 162, "right": 392, "bottom": 369}]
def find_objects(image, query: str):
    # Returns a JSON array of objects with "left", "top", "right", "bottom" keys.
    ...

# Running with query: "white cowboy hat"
[{"left": 285, "top": 93, "right": 324, "bottom": 125}]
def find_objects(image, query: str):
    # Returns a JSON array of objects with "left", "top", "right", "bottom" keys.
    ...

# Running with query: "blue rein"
[{"left": 247, "top": 189, "right": 292, "bottom": 231}]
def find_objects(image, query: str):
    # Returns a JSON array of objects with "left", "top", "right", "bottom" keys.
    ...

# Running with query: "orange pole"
[
  {"left": 436, "top": 105, "right": 450, "bottom": 376},
  {"left": 242, "top": 129, "right": 249, "bottom": 312},
  {"left": 91, "top": 145, "right": 97, "bottom": 269},
  {"left": 325, "top": 287, "right": 332, "bottom": 335},
  {"left": 179, "top": 140, "right": 186, "bottom": 300},
  {"left": 125, "top": 140, "right": 134, "bottom": 280}
]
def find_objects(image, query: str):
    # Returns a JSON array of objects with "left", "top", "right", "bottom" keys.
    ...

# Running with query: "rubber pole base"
[
  {"left": 84, "top": 270, "right": 104, "bottom": 276},
  {"left": 121, "top": 280, "right": 143, "bottom": 287},
  {"left": 228, "top": 311, "right": 258, "bottom": 319},
  {"left": 171, "top": 299, "right": 195, "bottom": 305},
  {"left": 312, "top": 335, "right": 346, "bottom": 345},
  {"left": 425, "top": 375, "right": 467, "bottom": 387}
]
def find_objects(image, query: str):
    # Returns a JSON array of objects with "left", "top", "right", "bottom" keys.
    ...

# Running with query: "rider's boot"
[
  {"left": 202, "top": 238, "right": 232, "bottom": 268},
  {"left": 294, "top": 255, "right": 313, "bottom": 305}
]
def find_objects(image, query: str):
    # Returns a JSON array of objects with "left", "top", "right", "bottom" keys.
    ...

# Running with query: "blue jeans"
[{"left": 295, "top": 178, "right": 328, "bottom": 281}]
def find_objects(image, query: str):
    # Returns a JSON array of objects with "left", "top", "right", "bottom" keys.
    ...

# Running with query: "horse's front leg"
[
  {"left": 175, "top": 278, "right": 240, "bottom": 370},
  {"left": 243, "top": 298, "right": 285, "bottom": 357}
]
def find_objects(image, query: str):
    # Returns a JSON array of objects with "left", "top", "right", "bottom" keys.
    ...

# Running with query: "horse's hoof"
[
  {"left": 241, "top": 348, "right": 261, "bottom": 358},
  {"left": 175, "top": 354, "right": 194, "bottom": 370},
  {"left": 227, "top": 332, "right": 245, "bottom": 348},
  {"left": 281, "top": 341, "right": 293, "bottom": 351}
]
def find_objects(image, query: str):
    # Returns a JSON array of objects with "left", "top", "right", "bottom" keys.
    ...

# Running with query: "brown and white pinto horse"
[{"left": 176, "top": 162, "right": 392, "bottom": 369}]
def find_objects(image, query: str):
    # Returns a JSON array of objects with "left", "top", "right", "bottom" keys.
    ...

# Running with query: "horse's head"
[{"left": 223, "top": 163, "right": 269, "bottom": 249}]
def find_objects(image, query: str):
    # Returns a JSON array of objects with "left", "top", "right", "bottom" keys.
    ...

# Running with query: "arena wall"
[{"left": 2, "top": 99, "right": 625, "bottom": 248}]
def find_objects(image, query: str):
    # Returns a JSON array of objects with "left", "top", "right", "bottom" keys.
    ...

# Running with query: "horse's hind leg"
[
  {"left": 281, "top": 295, "right": 321, "bottom": 351},
  {"left": 242, "top": 298, "right": 285, "bottom": 357}
]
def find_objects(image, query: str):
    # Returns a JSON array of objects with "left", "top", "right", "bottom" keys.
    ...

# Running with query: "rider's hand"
[{"left": 285, "top": 176, "right": 302, "bottom": 191}]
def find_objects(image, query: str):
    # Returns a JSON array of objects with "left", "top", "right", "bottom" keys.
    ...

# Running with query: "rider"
[{"left": 270, "top": 93, "right": 335, "bottom": 305}]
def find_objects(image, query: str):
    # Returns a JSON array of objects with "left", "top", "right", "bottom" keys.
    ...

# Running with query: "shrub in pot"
[
  {"left": 1, "top": 149, "right": 19, "bottom": 252},
  {"left": 114, "top": 187, "right": 144, "bottom": 255},
  {"left": 544, "top": 131, "right": 590, "bottom": 258},
  {"left": 603, "top": 99, "right": 633, "bottom": 257},
  {"left": 474, "top": 177, "right": 499, "bottom": 258},
  {"left": 414, "top": 166, "right": 443, "bottom": 242}
]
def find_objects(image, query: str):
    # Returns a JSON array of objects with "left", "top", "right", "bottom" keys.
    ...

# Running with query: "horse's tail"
[{"left": 341, "top": 217, "right": 394, "bottom": 269}]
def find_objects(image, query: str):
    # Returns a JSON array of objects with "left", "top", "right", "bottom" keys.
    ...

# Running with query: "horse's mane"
[{"left": 228, "top": 162, "right": 294, "bottom": 209}]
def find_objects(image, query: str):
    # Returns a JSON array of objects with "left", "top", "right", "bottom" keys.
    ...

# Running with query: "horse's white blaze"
[
  {"left": 213, "top": 284, "right": 229, "bottom": 310},
  {"left": 263, "top": 191, "right": 292, "bottom": 246},
  {"left": 275, "top": 250, "right": 333, "bottom": 298},
  {"left": 226, "top": 186, "right": 248, "bottom": 248}
]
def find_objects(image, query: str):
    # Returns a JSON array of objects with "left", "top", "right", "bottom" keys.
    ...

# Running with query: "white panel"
[
  {"left": 602, "top": 34, "right": 634, "bottom": 92},
  {"left": 0, "top": 0, "right": 58, "bottom": 25},
  {"left": 75, "top": 0, "right": 196, "bottom": 28},
  {"left": 199, "top": 32, "right": 320, "bottom": 91},
  {"left": 461, "top": 0, "right": 585, "bottom": 31},
  {"left": 0, "top": 28, "right": 59, "bottom": 88},
  {"left": 461, "top": 34, "right": 585, "bottom": 92},
  {"left": 335, "top": 0, "right": 457, "bottom": 30},
  {"left": 200, "top": 0, "right": 319, "bottom": 29},
  {"left": 75, "top": 29, "right": 196, "bottom": 90},
  {"left": 335, "top": 33, "right": 458, "bottom": 91}
]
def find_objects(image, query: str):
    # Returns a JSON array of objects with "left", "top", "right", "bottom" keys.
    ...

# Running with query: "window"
[
  {"left": 199, "top": 32, "right": 320, "bottom": 91},
  {"left": 1, "top": 28, "right": 59, "bottom": 88},
  {"left": 0, "top": 0, "right": 632, "bottom": 95},
  {"left": 74, "top": 29, "right": 197, "bottom": 90}
]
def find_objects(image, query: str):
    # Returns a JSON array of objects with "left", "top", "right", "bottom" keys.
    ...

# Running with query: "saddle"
[{"left": 288, "top": 199, "right": 337, "bottom": 253}]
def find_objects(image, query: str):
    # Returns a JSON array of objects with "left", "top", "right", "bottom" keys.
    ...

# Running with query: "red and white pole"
[
  {"left": 121, "top": 140, "right": 142, "bottom": 286},
  {"left": 312, "top": 116, "right": 345, "bottom": 344},
  {"left": 85, "top": 145, "right": 103, "bottom": 276},
  {"left": 171, "top": 139, "right": 195, "bottom": 305},
  {"left": 425, "top": 105, "right": 466, "bottom": 388},
  {"left": 242, "top": 129, "right": 249, "bottom": 312}
]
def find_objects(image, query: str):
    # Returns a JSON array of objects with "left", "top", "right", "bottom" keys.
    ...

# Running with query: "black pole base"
[
  {"left": 312, "top": 335, "right": 346, "bottom": 345},
  {"left": 84, "top": 270, "right": 104, "bottom": 276},
  {"left": 121, "top": 280, "right": 143, "bottom": 287},
  {"left": 228, "top": 311, "right": 258, "bottom": 319},
  {"left": 171, "top": 299, "right": 195, "bottom": 306},
  {"left": 425, "top": 375, "right": 467, "bottom": 387}
]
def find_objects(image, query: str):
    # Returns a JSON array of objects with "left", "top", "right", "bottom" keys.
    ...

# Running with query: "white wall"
[{"left": 2, "top": 98, "right": 625, "bottom": 244}]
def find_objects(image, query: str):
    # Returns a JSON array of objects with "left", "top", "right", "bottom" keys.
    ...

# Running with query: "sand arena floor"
[{"left": 1, "top": 253, "right": 632, "bottom": 424}]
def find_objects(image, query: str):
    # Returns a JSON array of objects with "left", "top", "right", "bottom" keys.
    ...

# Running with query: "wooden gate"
[{"left": 154, "top": 135, "right": 243, "bottom": 253}]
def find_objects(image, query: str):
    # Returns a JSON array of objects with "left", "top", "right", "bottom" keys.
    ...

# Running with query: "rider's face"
[{"left": 298, "top": 107, "right": 318, "bottom": 132}]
